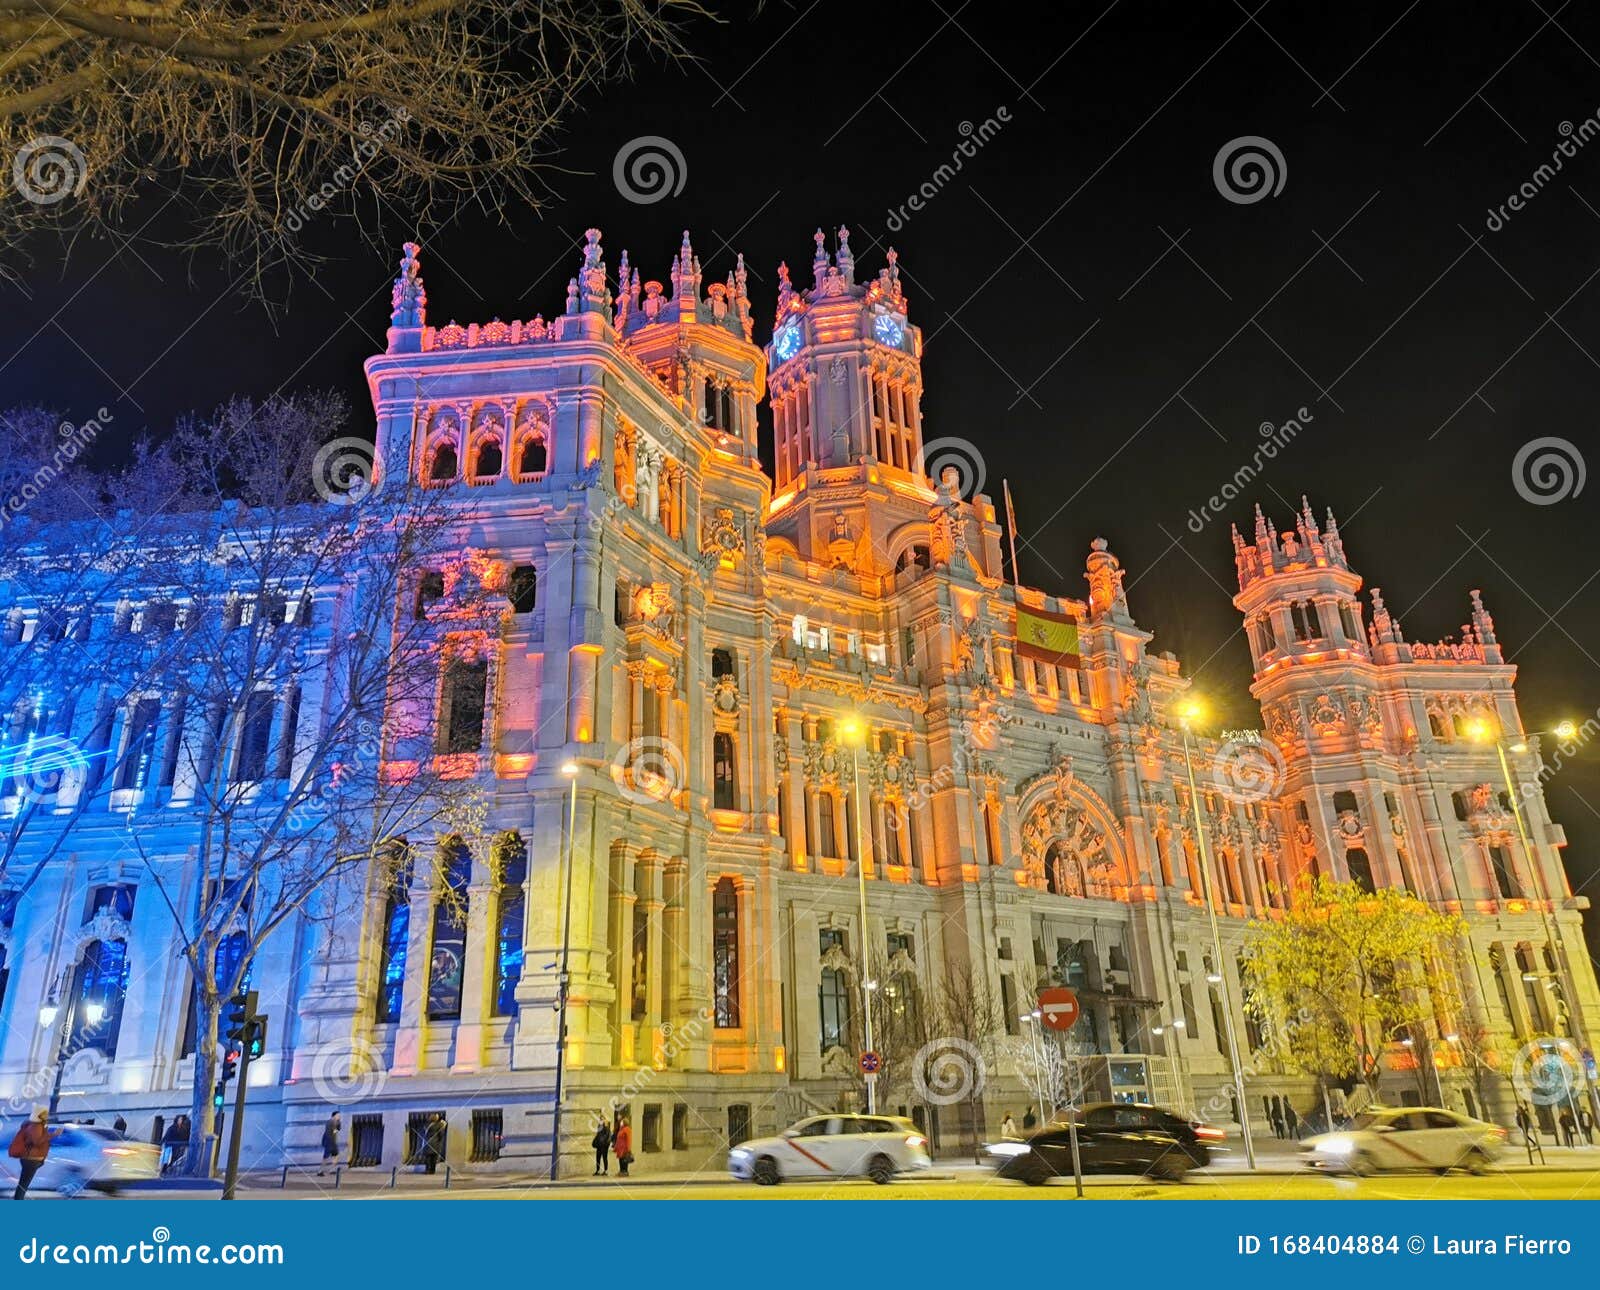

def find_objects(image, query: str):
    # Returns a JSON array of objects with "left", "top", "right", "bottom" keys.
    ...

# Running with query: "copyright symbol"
[{"left": 1407, "top": 1235, "right": 1425, "bottom": 1254}]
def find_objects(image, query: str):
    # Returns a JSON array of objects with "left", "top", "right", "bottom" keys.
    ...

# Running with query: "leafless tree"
[{"left": 0, "top": 0, "right": 711, "bottom": 294}]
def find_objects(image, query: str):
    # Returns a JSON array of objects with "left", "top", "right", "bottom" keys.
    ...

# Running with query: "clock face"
[
  {"left": 773, "top": 324, "right": 801, "bottom": 362},
  {"left": 873, "top": 314, "right": 905, "bottom": 346}
]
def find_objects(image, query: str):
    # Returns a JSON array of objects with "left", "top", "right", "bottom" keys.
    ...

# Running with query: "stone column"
[{"left": 449, "top": 840, "right": 495, "bottom": 1073}]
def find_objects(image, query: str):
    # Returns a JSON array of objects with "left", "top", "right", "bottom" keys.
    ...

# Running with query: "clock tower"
[{"left": 766, "top": 227, "right": 955, "bottom": 576}]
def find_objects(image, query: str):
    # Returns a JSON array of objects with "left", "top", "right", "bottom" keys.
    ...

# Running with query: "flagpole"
[{"left": 1003, "top": 479, "right": 1021, "bottom": 592}]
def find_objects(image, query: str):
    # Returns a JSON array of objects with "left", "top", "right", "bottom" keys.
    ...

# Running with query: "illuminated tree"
[
  {"left": 0, "top": 0, "right": 709, "bottom": 294},
  {"left": 1242, "top": 876, "right": 1467, "bottom": 1103}
]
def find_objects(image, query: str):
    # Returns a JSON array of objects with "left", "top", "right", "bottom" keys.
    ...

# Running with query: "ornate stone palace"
[{"left": 0, "top": 226, "right": 1594, "bottom": 1172}]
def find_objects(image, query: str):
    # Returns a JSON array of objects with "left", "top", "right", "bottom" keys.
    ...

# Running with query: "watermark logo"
[
  {"left": 1511, "top": 1037, "right": 1586, "bottom": 1107},
  {"left": 1183, "top": 408, "right": 1311, "bottom": 533},
  {"left": 911, "top": 1036, "right": 986, "bottom": 1105},
  {"left": 1213, "top": 136, "right": 1287, "bottom": 205},
  {"left": 610, "top": 736, "right": 687, "bottom": 806},
  {"left": 612, "top": 136, "right": 687, "bottom": 205},
  {"left": 1487, "top": 115, "right": 1600, "bottom": 231},
  {"left": 884, "top": 107, "right": 1011, "bottom": 231},
  {"left": 311, "top": 437, "right": 376, "bottom": 506},
  {"left": 1211, "top": 736, "right": 1286, "bottom": 805},
  {"left": 917, "top": 436, "right": 987, "bottom": 499},
  {"left": 284, "top": 109, "right": 410, "bottom": 233},
  {"left": 13, "top": 135, "right": 87, "bottom": 205},
  {"left": 309, "top": 1036, "right": 389, "bottom": 1104},
  {"left": 1512, "top": 436, "right": 1585, "bottom": 505},
  {"left": 1, "top": 734, "right": 89, "bottom": 805}
]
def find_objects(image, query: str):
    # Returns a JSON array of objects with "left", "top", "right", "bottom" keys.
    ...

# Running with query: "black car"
[{"left": 993, "top": 1102, "right": 1225, "bottom": 1185}]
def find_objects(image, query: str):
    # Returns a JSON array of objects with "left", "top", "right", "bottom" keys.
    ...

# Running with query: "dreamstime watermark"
[
  {"left": 613, "top": 136, "right": 687, "bottom": 205},
  {"left": 284, "top": 108, "right": 411, "bottom": 233},
  {"left": 610, "top": 736, "right": 688, "bottom": 806},
  {"left": 917, "top": 436, "right": 987, "bottom": 499},
  {"left": 602, "top": 1007, "right": 714, "bottom": 1117},
  {"left": 12, "top": 135, "right": 87, "bottom": 205},
  {"left": 0, "top": 408, "right": 114, "bottom": 527},
  {"left": 0, "top": 734, "right": 89, "bottom": 807},
  {"left": 911, "top": 1036, "right": 986, "bottom": 1105},
  {"left": 1485, "top": 114, "right": 1600, "bottom": 231},
  {"left": 1211, "top": 732, "right": 1287, "bottom": 805},
  {"left": 311, "top": 436, "right": 377, "bottom": 505},
  {"left": 1183, "top": 407, "right": 1312, "bottom": 533},
  {"left": 17, "top": 1227, "right": 283, "bottom": 1266},
  {"left": 884, "top": 107, "right": 1011, "bottom": 231},
  {"left": 308, "top": 1035, "right": 390, "bottom": 1105},
  {"left": 1213, "top": 136, "right": 1286, "bottom": 205},
  {"left": 1511, "top": 435, "right": 1585, "bottom": 505}
]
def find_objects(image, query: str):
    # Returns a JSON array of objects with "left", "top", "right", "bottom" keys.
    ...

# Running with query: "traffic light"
[
  {"left": 212, "top": 1081, "right": 226, "bottom": 1113},
  {"left": 224, "top": 990, "right": 258, "bottom": 1046},
  {"left": 245, "top": 1018, "right": 267, "bottom": 1060},
  {"left": 221, "top": 1048, "right": 239, "bottom": 1083}
]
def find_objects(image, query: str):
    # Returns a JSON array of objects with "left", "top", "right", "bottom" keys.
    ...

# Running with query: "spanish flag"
[{"left": 1015, "top": 603, "right": 1081, "bottom": 668}]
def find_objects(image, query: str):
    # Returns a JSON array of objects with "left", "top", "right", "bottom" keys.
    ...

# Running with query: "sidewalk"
[{"left": 1206, "top": 1132, "right": 1600, "bottom": 1174}]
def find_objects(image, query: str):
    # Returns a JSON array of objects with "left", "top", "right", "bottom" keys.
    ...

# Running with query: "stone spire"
[
  {"left": 574, "top": 227, "right": 609, "bottom": 315},
  {"left": 1469, "top": 588, "right": 1498, "bottom": 645},
  {"left": 389, "top": 241, "right": 426, "bottom": 332},
  {"left": 1086, "top": 537, "right": 1129, "bottom": 621},
  {"left": 732, "top": 253, "right": 753, "bottom": 340},
  {"left": 614, "top": 248, "right": 637, "bottom": 330},
  {"left": 837, "top": 225, "right": 855, "bottom": 284},
  {"left": 813, "top": 227, "right": 830, "bottom": 288},
  {"left": 775, "top": 261, "right": 795, "bottom": 326}
]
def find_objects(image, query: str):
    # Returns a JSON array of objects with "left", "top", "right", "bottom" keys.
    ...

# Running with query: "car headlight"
[
  {"left": 728, "top": 1148, "right": 752, "bottom": 1161},
  {"left": 986, "top": 1141, "right": 1030, "bottom": 1158},
  {"left": 1317, "top": 1136, "right": 1354, "bottom": 1155}
]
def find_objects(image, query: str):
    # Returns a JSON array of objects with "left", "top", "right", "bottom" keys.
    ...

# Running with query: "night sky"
[{"left": 6, "top": 1, "right": 1600, "bottom": 932}]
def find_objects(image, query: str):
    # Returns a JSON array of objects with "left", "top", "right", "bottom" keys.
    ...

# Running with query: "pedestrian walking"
[
  {"left": 112, "top": 1114, "right": 128, "bottom": 1136},
  {"left": 1022, "top": 1106, "right": 1037, "bottom": 1131},
  {"left": 613, "top": 1117, "right": 633, "bottom": 1177},
  {"left": 1516, "top": 1102, "right": 1535, "bottom": 1144},
  {"left": 8, "top": 1108, "right": 53, "bottom": 1201},
  {"left": 1580, "top": 1108, "right": 1594, "bottom": 1146},
  {"left": 1268, "top": 1096, "right": 1286, "bottom": 1141},
  {"left": 1284, "top": 1104, "right": 1299, "bottom": 1140},
  {"left": 592, "top": 1118, "right": 612, "bottom": 1175},
  {"left": 319, "top": 1112, "right": 341, "bottom": 1175},
  {"left": 1560, "top": 1107, "right": 1577, "bottom": 1148}
]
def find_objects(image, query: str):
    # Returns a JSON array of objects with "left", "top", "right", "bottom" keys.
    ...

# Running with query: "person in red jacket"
[
  {"left": 613, "top": 1117, "right": 633, "bottom": 1177},
  {"left": 9, "top": 1108, "right": 53, "bottom": 1200}
]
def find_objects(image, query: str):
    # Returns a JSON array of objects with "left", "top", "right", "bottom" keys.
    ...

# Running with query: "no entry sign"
[{"left": 1038, "top": 987, "right": 1081, "bottom": 1033}]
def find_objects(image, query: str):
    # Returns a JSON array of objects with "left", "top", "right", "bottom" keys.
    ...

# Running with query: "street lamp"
[
  {"left": 1019, "top": 1009, "right": 1054, "bottom": 1121},
  {"left": 1177, "top": 698, "right": 1257, "bottom": 1169},
  {"left": 839, "top": 715, "right": 876, "bottom": 1113},
  {"left": 1467, "top": 718, "right": 1596, "bottom": 1123},
  {"left": 549, "top": 758, "right": 581, "bottom": 1181}
]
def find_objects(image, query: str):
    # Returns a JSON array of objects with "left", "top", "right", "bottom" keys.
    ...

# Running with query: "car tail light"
[
  {"left": 1194, "top": 1124, "right": 1225, "bottom": 1143},
  {"left": 905, "top": 1135, "right": 927, "bottom": 1150},
  {"left": 103, "top": 1147, "right": 135, "bottom": 1157},
  {"left": 1492, "top": 1128, "right": 1508, "bottom": 1142}
]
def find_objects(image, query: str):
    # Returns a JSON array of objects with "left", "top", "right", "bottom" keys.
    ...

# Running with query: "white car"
[
  {"left": 1, "top": 1124, "right": 161, "bottom": 1196},
  {"left": 1304, "top": 1107, "right": 1507, "bottom": 1175},
  {"left": 728, "top": 1114, "right": 933, "bottom": 1186}
]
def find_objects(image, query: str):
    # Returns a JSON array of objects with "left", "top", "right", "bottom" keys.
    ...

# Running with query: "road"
[{"left": 268, "top": 1167, "right": 1600, "bottom": 1201}]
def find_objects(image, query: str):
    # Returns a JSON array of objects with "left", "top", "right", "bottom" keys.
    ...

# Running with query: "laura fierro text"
[{"left": 1432, "top": 1235, "right": 1572, "bottom": 1256}]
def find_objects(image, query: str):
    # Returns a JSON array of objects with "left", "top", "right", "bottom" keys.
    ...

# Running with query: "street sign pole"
[
  {"left": 1038, "top": 988, "right": 1085, "bottom": 1196},
  {"left": 1062, "top": 1037, "right": 1084, "bottom": 1198}
]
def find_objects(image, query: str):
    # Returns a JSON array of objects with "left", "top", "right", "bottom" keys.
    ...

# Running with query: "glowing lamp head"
[
  {"left": 38, "top": 1004, "right": 59, "bottom": 1029},
  {"left": 560, "top": 760, "right": 580, "bottom": 778},
  {"left": 1555, "top": 720, "right": 1579, "bottom": 742},
  {"left": 838, "top": 717, "right": 865, "bottom": 747},
  {"left": 83, "top": 1002, "right": 106, "bottom": 1025},
  {"left": 1178, "top": 698, "right": 1205, "bottom": 727},
  {"left": 1466, "top": 718, "right": 1493, "bottom": 743}
]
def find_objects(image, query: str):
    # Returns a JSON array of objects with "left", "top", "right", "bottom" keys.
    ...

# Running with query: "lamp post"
[
  {"left": 39, "top": 980, "right": 102, "bottom": 1118},
  {"left": 839, "top": 717, "right": 876, "bottom": 1114},
  {"left": 1469, "top": 719, "right": 1596, "bottom": 1125},
  {"left": 1178, "top": 700, "right": 1257, "bottom": 1169},
  {"left": 549, "top": 759, "right": 581, "bottom": 1181},
  {"left": 1019, "top": 1010, "right": 1052, "bottom": 1121}
]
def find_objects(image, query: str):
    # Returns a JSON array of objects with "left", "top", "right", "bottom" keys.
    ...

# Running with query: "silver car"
[
  {"left": 728, "top": 1114, "right": 933, "bottom": 1186},
  {"left": 1304, "top": 1107, "right": 1507, "bottom": 1175},
  {"left": 2, "top": 1123, "right": 161, "bottom": 1195}
]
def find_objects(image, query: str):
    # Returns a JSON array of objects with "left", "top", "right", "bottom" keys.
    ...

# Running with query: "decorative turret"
[
  {"left": 387, "top": 241, "right": 427, "bottom": 352},
  {"left": 1085, "top": 538, "right": 1129, "bottom": 623}
]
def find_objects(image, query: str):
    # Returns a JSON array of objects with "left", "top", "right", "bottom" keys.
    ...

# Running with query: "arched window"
[
  {"left": 428, "top": 442, "right": 458, "bottom": 483},
  {"left": 711, "top": 647, "right": 735, "bottom": 679},
  {"left": 1291, "top": 601, "right": 1315, "bottom": 642},
  {"left": 375, "top": 852, "right": 412, "bottom": 1023},
  {"left": 713, "top": 732, "right": 738, "bottom": 811},
  {"left": 493, "top": 834, "right": 527, "bottom": 1018},
  {"left": 1428, "top": 709, "right": 1449, "bottom": 739},
  {"left": 896, "top": 545, "right": 931, "bottom": 574},
  {"left": 819, "top": 958, "right": 851, "bottom": 1053},
  {"left": 1045, "top": 841, "right": 1073, "bottom": 895},
  {"left": 427, "top": 841, "right": 472, "bottom": 1021},
  {"left": 473, "top": 439, "right": 503, "bottom": 480},
  {"left": 415, "top": 571, "right": 444, "bottom": 620},
  {"left": 982, "top": 800, "right": 1003, "bottom": 865},
  {"left": 712, "top": 877, "right": 740, "bottom": 1028},
  {"left": 68, "top": 938, "right": 130, "bottom": 1057},
  {"left": 1339, "top": 601, "right": 1361, "bottom": 643},
  {"left": 518, "top": 435, "right": 548, "bottom": 479}
]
